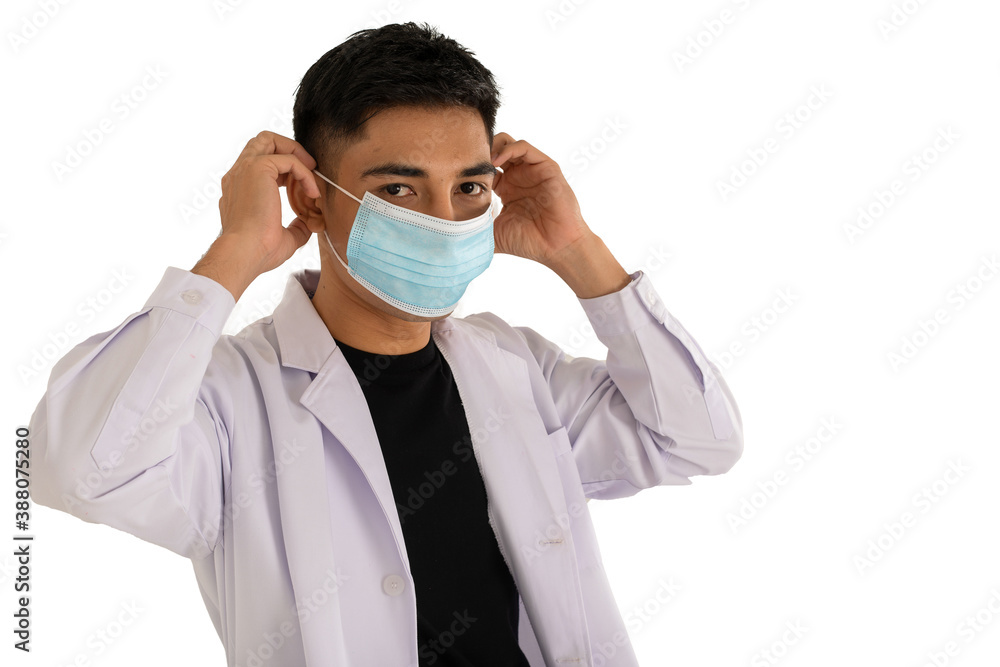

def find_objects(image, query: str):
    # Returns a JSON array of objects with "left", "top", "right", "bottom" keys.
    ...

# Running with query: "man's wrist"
[
  {"left": 191, "top": 235, "right": 266, "bottom": 303},
  {"left": 545, "top": 232, "right": 632, "bottom": 299}
]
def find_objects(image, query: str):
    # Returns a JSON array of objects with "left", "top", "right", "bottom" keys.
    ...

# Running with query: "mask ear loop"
[
  {"left": 312, "top": 169, "right": 359, "bottom": 272},
  {"left": 313, "top": 169, "right": 364, "bottom": 205},
  {"left": 490, "top": 188, "right": 502, "bottom": 220},
  {"left": 490, "top": 165, "right": 504, "bottom": 219}
]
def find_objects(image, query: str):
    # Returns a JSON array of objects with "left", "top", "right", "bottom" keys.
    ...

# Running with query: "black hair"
[{"left": 292, "top": 22, "right": 501, "bottom": 182}]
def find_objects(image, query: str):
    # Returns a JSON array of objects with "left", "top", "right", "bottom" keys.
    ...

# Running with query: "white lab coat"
[{"left": 29, "top": 265, "right": 743, "bottom": 666}]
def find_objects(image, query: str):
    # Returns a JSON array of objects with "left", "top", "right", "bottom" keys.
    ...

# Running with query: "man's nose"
[
  {"left": 423, "top": 192, "right": 457, "bottom": 220},
  {"left": 422, "top": 189, "right": 490, "bottom": 222}
]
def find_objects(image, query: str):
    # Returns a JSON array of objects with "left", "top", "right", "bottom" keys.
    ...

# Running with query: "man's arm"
[
  {"left": 486, "top": 133, "right": 742, "bottom": 498},
  {"left": 28, "top": 267, "right": 236, "bottom": 559},
  {"left": 510, "top": 264, "right": 743, "bottom": 500},
  {"left": 28, "top": 131, "right": 322, "bottom": 557}
]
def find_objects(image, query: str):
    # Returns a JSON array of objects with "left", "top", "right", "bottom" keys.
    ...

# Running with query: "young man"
[{"left": 29, "top": 22, "right": 743, "bottom": 666}]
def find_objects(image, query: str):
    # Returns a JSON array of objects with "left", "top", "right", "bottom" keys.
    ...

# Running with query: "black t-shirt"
[{"left": 334, "top": 334, "right": 531, "bottom": 666}]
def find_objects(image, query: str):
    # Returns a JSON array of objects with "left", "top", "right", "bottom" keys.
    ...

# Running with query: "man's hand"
[
  {"left": 218, "top": 131, "right": 321, "bottom": 273},
  {"left": 490, "top": 133, "right": 631, "bottom": 298},
  {"left": 193, "top": 131, "right": 321, "bottom": 301},
  {"left": 489, "top": 133, "right": 589, "bottom": 265}
]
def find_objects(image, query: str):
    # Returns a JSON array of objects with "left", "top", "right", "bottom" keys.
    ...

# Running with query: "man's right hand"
[{"left": 193, "top": 131, "right": 322, "bottom": 302}]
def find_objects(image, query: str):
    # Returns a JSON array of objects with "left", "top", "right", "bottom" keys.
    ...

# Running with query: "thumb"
[{"left": 286, "top": 217, "right": 313, "bottom": 250}]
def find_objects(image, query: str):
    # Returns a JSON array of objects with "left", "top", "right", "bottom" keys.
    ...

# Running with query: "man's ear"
[{"left": 287, "top": 174, "right": 328, "bottom": 234}]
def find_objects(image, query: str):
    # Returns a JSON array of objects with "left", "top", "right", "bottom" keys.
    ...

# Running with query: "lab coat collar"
[{"left": 271, "top": 268, "right": 457, "bottom": 372}]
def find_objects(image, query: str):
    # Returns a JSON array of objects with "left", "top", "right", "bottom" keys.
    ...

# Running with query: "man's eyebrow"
[
  {"left": 359, "top": 160, "right": 497, "bottom": 179},
  {"left": 459, "top": 161, "right": 499, "bottom": 177}
]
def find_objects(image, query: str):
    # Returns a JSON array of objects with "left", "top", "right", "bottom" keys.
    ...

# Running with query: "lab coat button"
[
  {"left": 382, "top": 574, "right": 405, "bottom": 596},
  {"left": 641, "top": 286, "right": 666, "bottom": 323},
  {"left": 180, "top": 289, "right": 203, "bottom": 305}
]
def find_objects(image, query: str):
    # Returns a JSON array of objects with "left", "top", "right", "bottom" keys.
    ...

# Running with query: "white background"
[{"left": 3, "top": 0, "right": 1000, "bottom": 665}]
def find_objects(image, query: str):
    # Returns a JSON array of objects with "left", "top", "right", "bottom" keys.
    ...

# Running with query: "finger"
[
  {"left": 285, "top": 217, "right": 313, "bottom": 249},
  {"left": 492, "top": 138, "right": 553, "bottom": 169},
  {"left": 240, "top": 130, "right": 318, "bottom": 171},
  {"left": 260, "top": 154, "right": 321, "bottom": 199},
  {"left": 491, "top": 132, "right": 515, "bottom": 162}
]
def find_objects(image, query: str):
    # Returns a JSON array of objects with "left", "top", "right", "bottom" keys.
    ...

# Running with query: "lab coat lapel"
[
  {"left": 263, "top": 370, "right": 344, "bottom": 663},
  {"left": 299, "top": 351, "right": 412, "bottom": 564},
  {"left": 267, "top": 270, "right": 407, "bottom": 662},
  {"left": 434, "top": 320, "right": 592, "bottom": 662},
  {"left": 270, "top": 349, "right": 409, "bottom": 664}
]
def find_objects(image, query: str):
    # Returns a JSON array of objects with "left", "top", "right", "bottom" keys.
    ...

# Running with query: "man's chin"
[{"left": 361, "top": 290, "right": 453, "bottom": 323}]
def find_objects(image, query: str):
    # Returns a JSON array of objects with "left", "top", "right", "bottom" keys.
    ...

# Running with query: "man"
[{"left": 29, "top": 22, "right": 743, "bottom": 666}]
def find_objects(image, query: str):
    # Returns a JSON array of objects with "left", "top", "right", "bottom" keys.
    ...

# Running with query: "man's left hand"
[
  {"left": 489, "top": 133, "right": 590, "bottom": 267},
  {"left": 489, "top": 132, "right": 632, "bottom": 299}
]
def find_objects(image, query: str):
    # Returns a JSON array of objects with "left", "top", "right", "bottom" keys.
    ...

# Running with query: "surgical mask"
[{"left": 313, "top": 169, "right": 500, "bottom": 318}]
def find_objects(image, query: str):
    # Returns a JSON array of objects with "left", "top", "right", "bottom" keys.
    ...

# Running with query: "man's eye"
[
  {"left": 460, "top": 182, "right": 487, "bottom": 195},
  {"left": 381, "top": 183, "right": 414, "bottom": 197}
]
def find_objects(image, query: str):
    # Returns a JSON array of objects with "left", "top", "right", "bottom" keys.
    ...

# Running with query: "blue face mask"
[{"left": 313, "top": 169, "right": 501, "bottom": 318}]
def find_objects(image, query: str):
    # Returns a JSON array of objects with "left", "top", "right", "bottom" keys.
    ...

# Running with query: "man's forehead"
[{"left": 339, "top": 105, "right": 493, "bottom": 177}]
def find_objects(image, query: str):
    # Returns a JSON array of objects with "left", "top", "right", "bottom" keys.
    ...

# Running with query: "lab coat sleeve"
[
  {"left": 515, "top": 269, "right": 743, "bottom": 499},
  {"left": 27, "top": 266, "right": 236, "bottom": 559}
]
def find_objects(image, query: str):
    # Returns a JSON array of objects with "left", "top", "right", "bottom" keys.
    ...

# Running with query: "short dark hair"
[{"left": 292, "top": 22, "right": 501, "bottom": 183}]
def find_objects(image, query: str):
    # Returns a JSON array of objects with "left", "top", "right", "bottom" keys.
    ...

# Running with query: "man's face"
[{"left": 323, "top": 104, "right": 496, "bottom": 322}]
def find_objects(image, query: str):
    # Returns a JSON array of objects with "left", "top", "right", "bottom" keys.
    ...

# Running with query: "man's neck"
[{"left": 310, "top": 271, "right": 432, "bottom": 355}]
